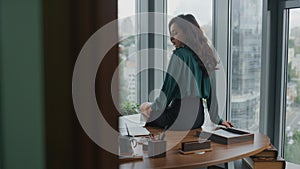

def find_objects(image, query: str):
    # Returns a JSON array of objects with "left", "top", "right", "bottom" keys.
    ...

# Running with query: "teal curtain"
[{"left": 0, "top": 0, "right": 45, "bottom": 169}]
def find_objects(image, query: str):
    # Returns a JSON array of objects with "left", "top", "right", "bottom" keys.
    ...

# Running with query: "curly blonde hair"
[{"left": 169, "top": 14, "right": 218, "bottom": 76}]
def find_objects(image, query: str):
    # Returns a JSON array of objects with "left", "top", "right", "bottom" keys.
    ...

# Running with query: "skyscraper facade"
[{"left": 231, "top": 0, "right": 262, "bottom": 131}]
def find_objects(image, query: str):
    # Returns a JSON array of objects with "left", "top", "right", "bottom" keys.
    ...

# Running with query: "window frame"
[
  {"left": 276, "top": 0, "right": 300, "bottom": 159},
  {"left": 213, "top": 0, "right": 231, "bottom": 122}
]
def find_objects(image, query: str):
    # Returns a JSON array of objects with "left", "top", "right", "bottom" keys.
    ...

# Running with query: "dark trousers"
[{"left": 146, "top": 97, "right": 204, "bottom": 131}]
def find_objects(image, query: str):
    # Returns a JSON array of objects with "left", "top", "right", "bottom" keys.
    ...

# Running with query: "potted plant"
[{"left": 120, "top": 101, "right": 140, "bottom": 115}]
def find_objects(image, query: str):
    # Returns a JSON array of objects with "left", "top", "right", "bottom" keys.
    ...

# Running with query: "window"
[
  {"left": 117, "top": 0, "right": 265, "bottom": 130},
  {"left": 230, "top": 0, "right": 263, "bottom": 131},
  {"left": 118, "top": 0, "right": 138, "bottom": 115},
  {"left": 167, "top": 0, "right": 213, "bottom": 63},
  {"left": 284, "top": 8, "right": 300, "bottom": 165},
  {"left": 118, "top": 0, "right": 213, "bottom": 109},
  {"left": 167, "top": 0, "right": 215, "bottom": 125},
  {"left": 167, "top": 0, "right": 213, "bottom": 41}
]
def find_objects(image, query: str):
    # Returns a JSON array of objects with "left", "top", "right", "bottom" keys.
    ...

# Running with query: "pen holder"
[
  {"left": 142, "top": 142, "right": 148, "bottom": 151},
  {"left": 148, "top": 140, "right": 166, "bottom": 158}
]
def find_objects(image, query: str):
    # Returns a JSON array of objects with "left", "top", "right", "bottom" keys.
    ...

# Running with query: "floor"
[{"left": 286, "top": 162, "right": 300, "bottom": 169}]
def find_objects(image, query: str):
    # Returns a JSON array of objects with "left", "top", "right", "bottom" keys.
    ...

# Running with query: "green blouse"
[{"left": 150, "top": 46, "right": 223, "bottom": 125}]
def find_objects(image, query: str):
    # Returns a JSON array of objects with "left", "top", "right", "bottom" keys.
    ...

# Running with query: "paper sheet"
[{"left": 213, "top": 129, "right": 242, "bottom": 138}]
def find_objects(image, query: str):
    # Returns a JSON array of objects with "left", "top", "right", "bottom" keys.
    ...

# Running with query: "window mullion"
[
  {"left": 214, "top": 0, "right": 230, "bottom": 121},
  {"left": 151, "top": 0, "right": 167, "bottom": 101},
  {"left": 137, "top": 0, "right": 149, "bottom": 103}
]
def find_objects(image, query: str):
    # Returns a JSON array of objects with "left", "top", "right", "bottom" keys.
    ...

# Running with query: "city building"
[{"left": 231, "top": 0, "right": 262, "bottom": 131}]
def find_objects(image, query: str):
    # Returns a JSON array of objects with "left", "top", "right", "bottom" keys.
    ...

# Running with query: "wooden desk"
[{"left": 119, "top": 127, "right": 270, "bottom": 169}]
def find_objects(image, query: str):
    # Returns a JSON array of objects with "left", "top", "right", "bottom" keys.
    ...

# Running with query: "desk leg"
[{"left": 225, "top": 161, "right": 235, "bottom": 169}]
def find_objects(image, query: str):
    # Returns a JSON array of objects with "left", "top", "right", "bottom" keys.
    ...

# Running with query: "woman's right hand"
[
  {"left": 221, "top": 121, "right": 234, "bottom": 128},
  {"left": 140, "top": 102, "right": 152, "bottom": 119}
]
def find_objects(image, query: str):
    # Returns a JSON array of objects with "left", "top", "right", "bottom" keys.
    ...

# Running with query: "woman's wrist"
[
  {"left": 218, "top": 118, "right": 223, "bottom": 125},
  {"left": 149, "top": 102, "right": 155, "bottom": 112}
]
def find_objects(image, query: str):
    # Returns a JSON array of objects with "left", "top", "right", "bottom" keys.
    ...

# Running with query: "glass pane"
[
  {"left": 167, "top": 0, "right": 213, "bottom": 59},
  {"left": 284, "top": 8, "right": 300, "bottom": 165},
  {"left": 118, "top": 0, "right": 138, "bottom": 115},
  {"left": 230, "top": 0, "right": 263, "bottom": 131}
]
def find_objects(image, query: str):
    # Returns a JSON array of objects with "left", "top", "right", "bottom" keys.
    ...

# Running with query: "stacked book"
[{"left": 244, "top": 144, "right": 286, "bottom": 169}]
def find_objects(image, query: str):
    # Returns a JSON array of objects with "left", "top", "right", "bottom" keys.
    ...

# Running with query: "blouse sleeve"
[
  {"left": 150, "top": 52, "right": 183, "bottom": 112},
  {"left": 206, "top": 73, "right": 223, "bottom": 125}
]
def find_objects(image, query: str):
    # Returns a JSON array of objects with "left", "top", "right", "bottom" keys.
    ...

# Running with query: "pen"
[
  {"left": 149, "top": 133, "right": 154, "bottom": 140},
  {"left": 160, "top": 125, "right": 168, "bottom": 140},
  {"left": 125, "top": 123, "right": 133, "bottom": 137},
  {"left": 160, "top": 132, "right": 165, "bottom": 140}
]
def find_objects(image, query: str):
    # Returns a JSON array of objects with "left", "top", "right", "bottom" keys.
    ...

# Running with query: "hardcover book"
[
  {"left": 179, "top": 139, "right": 212, "bottom": 154},
  {"left": 251, "top": 144, "right": 278, "bottom": 158},
  {"left": 243, "top": 156, "right": 286, "bottom": 169}
]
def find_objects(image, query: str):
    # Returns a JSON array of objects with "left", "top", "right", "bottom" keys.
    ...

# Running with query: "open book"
[{"left": 119, "top": 114, "right": 150, "bottom": 136}]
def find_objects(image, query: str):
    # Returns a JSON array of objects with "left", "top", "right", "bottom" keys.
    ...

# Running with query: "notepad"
[{"left": 119, "top": 114, "right": 150, "bottom": 136}]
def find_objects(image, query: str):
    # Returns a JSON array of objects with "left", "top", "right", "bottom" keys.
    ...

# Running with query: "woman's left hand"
[
  {"left": 140, "top": 102, "right": 152, "bottom": 119},
  {"left": 221, "top": 121, "right": 234, "bottom": 128}
]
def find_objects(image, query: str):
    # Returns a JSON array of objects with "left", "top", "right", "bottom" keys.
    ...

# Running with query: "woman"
[{"left": 140, "top": 14, "right": 232, "bottom": 130}]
